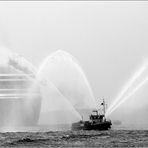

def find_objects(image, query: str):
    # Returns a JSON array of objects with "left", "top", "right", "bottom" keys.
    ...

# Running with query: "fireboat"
[{"left": 71, "top": 99, "right": 112, "bottom": 130}]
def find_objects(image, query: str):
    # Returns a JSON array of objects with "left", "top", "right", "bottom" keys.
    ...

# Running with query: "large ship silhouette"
[{"left": 72, "top": 99, "right": 112, "bottom": 130}]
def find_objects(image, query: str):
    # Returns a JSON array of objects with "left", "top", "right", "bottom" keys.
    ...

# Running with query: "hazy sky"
[{"left": 0, "top": 2, "right": 148, "bottom": 120}]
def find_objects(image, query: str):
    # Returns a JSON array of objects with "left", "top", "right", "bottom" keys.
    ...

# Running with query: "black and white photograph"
[{"left": 0, "top": 1, "right": 147, "bottom": 147}]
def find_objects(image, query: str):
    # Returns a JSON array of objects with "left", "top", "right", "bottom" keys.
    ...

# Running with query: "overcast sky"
[{"left": 0, "top": 1, "right": 148, "bottom": 123}]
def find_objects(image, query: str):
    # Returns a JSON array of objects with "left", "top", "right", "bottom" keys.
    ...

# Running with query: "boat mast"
[{"left": 103, "top": 98, "right": 105, "bottom": 115}]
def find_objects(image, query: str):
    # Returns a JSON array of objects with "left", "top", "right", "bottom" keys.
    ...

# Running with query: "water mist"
[
  {"left": 37, "top": 50, "right": 97, "bottom": 121},
  {"left": 106, "top": 60, "right": 148, "bottom": 117},
  {"left": 0, "top": 46, "right": 41, "bottom": 130}
]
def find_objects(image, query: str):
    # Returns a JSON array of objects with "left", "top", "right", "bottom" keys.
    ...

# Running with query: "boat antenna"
[
  {"left": 102, "top": 98, "right": 106, "bottom": 116},
  {"left": 81, "top": 115, "right": 83, "bottom": 121}
]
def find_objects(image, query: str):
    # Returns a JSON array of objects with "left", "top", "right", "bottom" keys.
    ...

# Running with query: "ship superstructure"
[{"left": 72, "top": 99, "right": 112, "bottom": 130}]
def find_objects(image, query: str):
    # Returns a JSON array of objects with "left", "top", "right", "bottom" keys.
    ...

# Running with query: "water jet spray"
[
  {"left": 106, "top": 61, "right": 148, "bottom": 116},
  {"left": 107, "top": 77, "right": 148, "bottom": 116}
]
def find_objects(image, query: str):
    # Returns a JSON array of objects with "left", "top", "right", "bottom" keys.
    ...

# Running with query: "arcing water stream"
[
  {"left": 0, "top": 46, "right": 148, "bottom": 130},
  {"left": 37, "top": 50, "right": 97, "bottom": 121},
  {"left": 106, "top": 60, "right": 148, "bottom": 117}
]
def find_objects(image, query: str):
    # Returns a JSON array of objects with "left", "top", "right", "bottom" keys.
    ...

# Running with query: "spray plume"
[
  {"left": 107, "top": 77, "right": 148, "bottom": 116},
  {"left": 37, "top": 50, "right": 97, "bottom": 110},
  {"left": 106, "top": 61, "right": 148, "bottom": 116}
]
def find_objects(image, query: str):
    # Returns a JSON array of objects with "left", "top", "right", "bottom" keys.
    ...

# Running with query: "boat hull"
[{"left": 72, "top": 121, "right": 112, "bottom": 130}]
